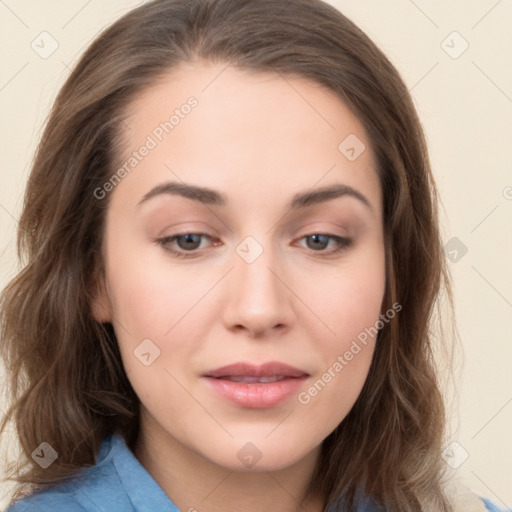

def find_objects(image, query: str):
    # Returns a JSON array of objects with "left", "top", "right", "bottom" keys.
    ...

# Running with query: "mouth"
[
  {"left": 202, "top": 362, "right": 309, "bottom": 409},
  {"left": 215, "top": 375, "right": 291, "bottom": 383},
  {"left": 203, "top": 361, "right": 309, "bottom": 379}
]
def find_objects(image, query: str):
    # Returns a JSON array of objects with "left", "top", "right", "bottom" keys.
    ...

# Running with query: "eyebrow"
[{"left": 137, "top": 181, "right": 373, "bottom": 212}]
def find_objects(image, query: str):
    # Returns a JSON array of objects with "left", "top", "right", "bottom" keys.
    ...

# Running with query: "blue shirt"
[{"left": 4, "top": 433, "right": 508, "bottom": 511}]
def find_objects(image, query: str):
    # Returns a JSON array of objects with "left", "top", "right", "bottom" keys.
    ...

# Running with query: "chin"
[{"left": 200, "top": 436, "right": 316, "bottom": 474}]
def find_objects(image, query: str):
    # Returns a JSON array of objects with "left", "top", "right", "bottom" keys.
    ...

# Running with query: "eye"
[
  {"left": 156, "top": 232, "right": 352, "bottom": 258},
  {"left": 156, "top": 233, "right": 217, "bottom": 258},
  {"left": 297, "top": 234, "right": 352, "bottom": 255}
]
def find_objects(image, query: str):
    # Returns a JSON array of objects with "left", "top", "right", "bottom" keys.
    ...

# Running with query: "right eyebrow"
[{"left": 137, "top": 182, "right": 226, "bottom": 207}]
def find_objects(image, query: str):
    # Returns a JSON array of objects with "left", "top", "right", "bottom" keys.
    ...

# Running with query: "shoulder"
[
  {"left": 3, "top": 434, "right": 134, "bottom": 512},
  {"left": 443, "top": 477, "right": 510, "bottom": 512},
  {"left": 4, "top": 491, "right": 87, "bottom": 512},
  {"left": 481, "top": 497, "right": 511, "bottom": 512}
]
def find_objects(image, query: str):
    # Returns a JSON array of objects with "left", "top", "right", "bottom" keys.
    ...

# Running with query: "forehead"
[{"left": 112, "top": 60, "right": 381, "bottom": 216}]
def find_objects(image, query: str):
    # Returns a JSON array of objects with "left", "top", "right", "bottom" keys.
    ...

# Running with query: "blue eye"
[
  {"left": 298, "top": 234, "right": 352, "bottom": 253},
  {"left": 156, "top": 233, "right": 352, "bottom": 258},
  {"left": 156, "top": 233, "right": 213, "bottom": 257}
]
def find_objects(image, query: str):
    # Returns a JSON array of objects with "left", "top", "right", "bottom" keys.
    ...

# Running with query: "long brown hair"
[{"left": 0, "top": 0, "right": 455, "bottom": 510}]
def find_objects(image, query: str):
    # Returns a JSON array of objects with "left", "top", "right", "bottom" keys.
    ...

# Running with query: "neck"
[{"left": 132, "top": 416, "right": 325, "bottom": 512}]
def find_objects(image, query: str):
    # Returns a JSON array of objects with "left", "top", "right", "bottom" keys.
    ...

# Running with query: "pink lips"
[{"left": 202, "top": 362, "right": 309, "bottom": 409}]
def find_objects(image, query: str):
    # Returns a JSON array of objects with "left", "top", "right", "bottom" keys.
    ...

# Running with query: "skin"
[{"left": 92, "top": 60, "right": 386, "bottom": 512}]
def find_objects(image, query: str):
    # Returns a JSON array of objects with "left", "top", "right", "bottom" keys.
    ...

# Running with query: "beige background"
[{"left": 0, "top": 0, "right": 511, "bottom": 509}]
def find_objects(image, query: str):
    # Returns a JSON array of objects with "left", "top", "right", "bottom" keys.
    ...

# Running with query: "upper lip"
[{"left": 203, "top": 362, "right": 309, "bottom": 379}]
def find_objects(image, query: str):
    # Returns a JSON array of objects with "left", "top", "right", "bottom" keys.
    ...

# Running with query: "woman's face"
[{"left": 93, "top": 61, "right": 386, "bottom": 472}]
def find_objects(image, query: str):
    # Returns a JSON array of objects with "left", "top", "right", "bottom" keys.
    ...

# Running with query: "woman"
[{"left": 0, "top": 0, "right": 506, "bottom": 510}]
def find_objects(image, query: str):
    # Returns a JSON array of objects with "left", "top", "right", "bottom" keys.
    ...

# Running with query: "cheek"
[
  {"left": 294, "top": 245, "right": 385, "bottom": 423},
  {"left": 105, "top": 266, "right": 212, "bottom": 384},
  {"left": 296, "top": 304, "right": 381, "bottom": 439},
  {"left": 105, "top": 266, "right": 201, "bottom": 415},
  {"left": 104, "top": 228, "right": 220, "bottom": 338},
  {"left": 103, "top": 238, "right": 229, "bottom": 397},
  {"left": 305, "top": 241, "right": 386, "bottom": 350}
]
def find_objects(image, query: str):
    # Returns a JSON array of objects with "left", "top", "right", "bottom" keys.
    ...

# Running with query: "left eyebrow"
[
  {"left": 137, "top": 181, "right": 373, "bottom": 213},
  {"left": 289, "top": 184, "right": 373, "bottom": 212}
]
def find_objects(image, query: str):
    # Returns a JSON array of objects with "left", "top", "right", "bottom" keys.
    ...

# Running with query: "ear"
[{"left": 90, "top": 266, "right": 112, "bottom": 324}]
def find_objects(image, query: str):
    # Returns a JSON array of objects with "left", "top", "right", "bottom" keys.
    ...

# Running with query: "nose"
[{"left": 221, "top": 239, "right": 294, "bottom": 338}]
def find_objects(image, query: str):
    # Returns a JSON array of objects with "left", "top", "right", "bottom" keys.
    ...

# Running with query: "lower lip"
[{"left": 202, "top": 376, "right": 307, "bottom": 409}]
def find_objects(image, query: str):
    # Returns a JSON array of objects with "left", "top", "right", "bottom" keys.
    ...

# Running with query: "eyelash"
[{"left": 155, "top": 232, "right": 353, "bottom": 258}]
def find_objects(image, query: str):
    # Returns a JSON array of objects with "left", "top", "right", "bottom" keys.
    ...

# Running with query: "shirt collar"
[{"left": 97, "top": 433, "right": 180, "bottom": 512}]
